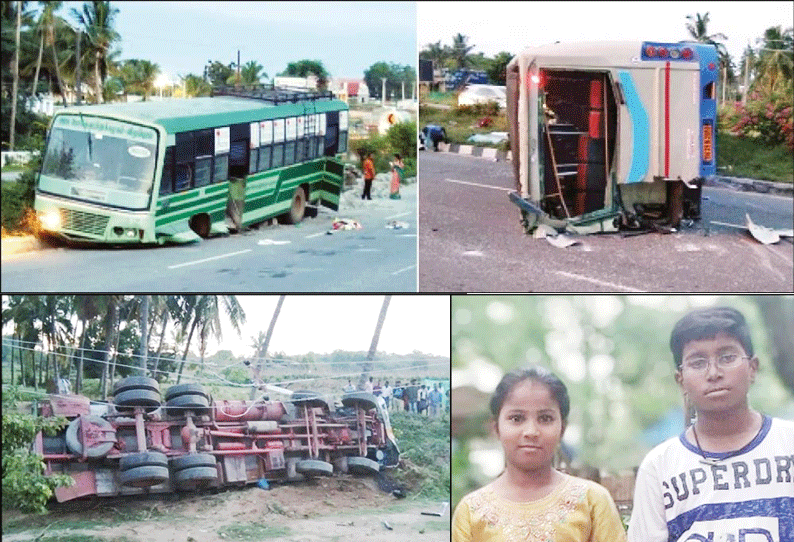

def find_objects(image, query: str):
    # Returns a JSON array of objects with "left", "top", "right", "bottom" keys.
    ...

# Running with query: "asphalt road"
[
  {"left": 2, "top": 182, "right": 417, "bottom": 292},
  {"left": 418, "top": 152, "right": 793, "bottom": 292}
]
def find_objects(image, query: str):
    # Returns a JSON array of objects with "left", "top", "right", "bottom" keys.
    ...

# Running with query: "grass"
[
  {"left": 216, "top": 523, "right": 291, "bottom": 540},
  {"left": 38, "top": 536, "right": 136, "bottom": 542},
  {"left": 389, "top": 410, "right": 450, "bottom": 500},
  {"left": 1, "top": 163, "right": 26, "bottom": 173},
  {"left": 420, "top": 104, "right": 508, "bottom": 147},
  {"left": 716, "top": 131, "right": 793, "bottom": 184}
]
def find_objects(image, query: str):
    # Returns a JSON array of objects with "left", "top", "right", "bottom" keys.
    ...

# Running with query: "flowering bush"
[{"left": 720, "top": 91, "right": 793, "bottom": 151}]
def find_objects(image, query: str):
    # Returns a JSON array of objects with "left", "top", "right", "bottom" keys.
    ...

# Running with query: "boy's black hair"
[
  {"left": 489, "top": 365, "right": 570, "bottom": 423},
  {"left": 670, "top": 306, "right": 754, "bottom": 370}
]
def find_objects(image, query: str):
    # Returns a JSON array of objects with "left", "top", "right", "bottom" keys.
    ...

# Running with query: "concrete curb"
[
  {"left": 1, "top": 235, "right": 41, "bottom": 256},
  {"left": 430, "top": 143, "right": 790, "bottom": 197}
]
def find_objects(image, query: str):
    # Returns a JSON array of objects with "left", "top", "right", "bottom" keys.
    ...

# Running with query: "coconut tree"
[
  {"left": 119, "top": 58, "right": 160, "bottom": 100},
  {"left": 685, "top": 12, "right": 732, "bottom": 103},
  {"left": 70, "top": 0, "right": 120, "bottom": 104},
  {"left": 358, "top": 295, "right": 391, "bottom": 389},
  {"left": 240, "top": 60, "right": 265, "bottom": 87},
  {"left": 754, "top": 26, "right": 794, "bottom": 95},
  {"left": 451, "top": 33, "right": 475, "bottom": 71},
  {"left": 249, "top": 296, "right": 285, "bottom": 399}
]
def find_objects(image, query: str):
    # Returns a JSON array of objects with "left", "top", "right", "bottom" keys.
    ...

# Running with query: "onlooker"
[
  {"left": 429, "top": 384, "right": 443, "bottom": 417},
  {"left": 418, "top": 384, "right": 428, "bottom": 416},
  {"left": 392, "top": 380, "right": 404, "bottom": 412},
  {"left": 382, "top": 381, "right": 392, "bottom": 409},
  {"left": 364, "top": 376, "right": 374, "bottom": 394},
  {"left": 406, "top": 379, "right": 419, "bottom": 413},
  {"left": 362, "top": 153, "right": 374, "bottom": 200},
  {"left": 343, "top": 379, "right": 356, "bottom": 393},
  {"left": 373, "top": 379, "right": 382, "bottom": 397}
]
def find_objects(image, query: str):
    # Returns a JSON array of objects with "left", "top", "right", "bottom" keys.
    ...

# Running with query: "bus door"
[
  {"left": 227, "top": 123, "right": 249, "bottom": 229},
  {"left": 324, "top": 111, "right": 339, "bottom": 156}
]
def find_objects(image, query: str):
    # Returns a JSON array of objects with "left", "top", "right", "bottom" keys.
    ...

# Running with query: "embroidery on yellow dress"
[{"left": 467, "top": 476, "right": 588, "bottom": 542}]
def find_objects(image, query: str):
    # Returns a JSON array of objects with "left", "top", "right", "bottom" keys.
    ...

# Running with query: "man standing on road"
[{"left": 362, "top": 153, "right": 375, "bottom": 200}]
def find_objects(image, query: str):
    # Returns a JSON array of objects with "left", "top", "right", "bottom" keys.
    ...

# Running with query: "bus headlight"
[{"left": 41, "top": 209, "right": 61, "bottom": 230}]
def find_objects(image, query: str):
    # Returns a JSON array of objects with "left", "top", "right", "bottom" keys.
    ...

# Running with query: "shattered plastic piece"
[
  {"left": 386, "top": 221, "right": 410, "bottom": 230},
  {"left": 257, "top": 239, "right": 291, "bottom": 246},
  {"left": 421, "top": 502, "right": 450, "bottom": 516},
  {"left": 746, "top": 213, "right": 780, "bottom": 245},
  {"left": 331, "top": 218, "right": 362, "bottom": 231},
  {"left": 382, "top": 520, "right": 393, "bottom": 530},
  {"left": 545, "top": 234, "right": 581, "bottom": 248},
  {"left": 532, "top": 224, "right": 558, "bottom": 239}
]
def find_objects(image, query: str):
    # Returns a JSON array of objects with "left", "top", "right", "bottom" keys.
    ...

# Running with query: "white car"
[{"left": 457, "top": 85, "right": 507, "bottom": 109}]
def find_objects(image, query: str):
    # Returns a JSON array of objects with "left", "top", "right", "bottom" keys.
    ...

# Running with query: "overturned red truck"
[{"left": 33, "top": 377, "right": 399, "bottom": 502}]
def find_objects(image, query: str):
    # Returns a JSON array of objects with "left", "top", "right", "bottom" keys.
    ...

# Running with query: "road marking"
[
  {"left": 554, "top": 271, "right": 647, "bottom": 292},
  {"left": 391, "top": 265, "right": 416, "bottom": 275},
  {"left": 445, "top": 178, "right": 512, "bottom": 192},
  {"left": 386, "top": 211, "right": 412, "bottom": 220},
  {"left": 304, "top": 232, "right": 326, "bottom": 239},
  {"left": 462, "top": 250, "right": 485, "bottom": 257},
  {"left": 168, "top": 249, "right": 252, "bottom": 269}
]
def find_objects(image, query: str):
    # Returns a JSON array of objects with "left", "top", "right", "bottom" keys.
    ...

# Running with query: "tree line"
[{"left": 2, "top": 295, "right": 245, "bottom": 399}]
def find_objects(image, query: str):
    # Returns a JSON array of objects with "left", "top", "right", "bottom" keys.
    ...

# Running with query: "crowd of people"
[{"left": 343, "top": 377, "right": 447, "bottom": 417}]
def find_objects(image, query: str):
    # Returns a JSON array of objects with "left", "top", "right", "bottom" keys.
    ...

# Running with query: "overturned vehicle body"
[
  {"left": 33, "top": 377, "right": 399, "bottom": 502},
  {"left": 506, "top": 41, "right": 718, "bottom": 234}
]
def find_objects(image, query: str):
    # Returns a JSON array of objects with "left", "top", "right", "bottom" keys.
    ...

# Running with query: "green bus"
[{"left": 35, "top": 88, "right": 349, "bottom": 244}]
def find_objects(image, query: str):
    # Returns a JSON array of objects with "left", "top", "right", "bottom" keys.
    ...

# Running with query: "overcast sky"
[
  {"left": 57, "top": 1, "right": 416, "bottom": 85},
  {"left": 213, "top": 295, "right": 450, "bottom": 359},
  {"left": 418, "top": 1, "right": 793, "bottom": 66}
]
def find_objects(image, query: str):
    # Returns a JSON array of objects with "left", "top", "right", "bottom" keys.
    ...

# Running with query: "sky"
[
  {"left": 418, "top": 1, "right": 794, "bottom": 67},
  {"left": 213, "top": 295, "right": 450, "bottom": 359},
  {"left": 57, "top": 1, "right": 416, "bottom": 86}
]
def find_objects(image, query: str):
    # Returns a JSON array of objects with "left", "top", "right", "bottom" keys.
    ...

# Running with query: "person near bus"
[
  {"left": 429, "top": 384, "right": 443, "bottom": 418},
  {"left": 382, "top": 381, "right": 392, "bottom": 410},
  {"left": 389, "top": 154, "right": 403, "bottom": 199},
  {"left": 362, "top": 153, "right": 375, "bottom": 200}
]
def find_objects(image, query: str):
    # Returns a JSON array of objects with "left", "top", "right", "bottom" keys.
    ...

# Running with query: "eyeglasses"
[{"left": 682, "top": 353, "right": 750, "bottom": 373}]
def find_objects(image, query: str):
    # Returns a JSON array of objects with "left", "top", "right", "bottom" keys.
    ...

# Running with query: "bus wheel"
[
  {"left": 279, "top": 187, "right": 306, "bottom": 224},
  {"left": 189, "top": 213, "right": 211, "bottom": 238},
  {"left": 347, "top": 456, "right": 380, "bottom": 475}
]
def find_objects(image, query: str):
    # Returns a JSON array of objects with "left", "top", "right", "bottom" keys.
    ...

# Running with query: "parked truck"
[{"left": 32, "top": 377, "right": 399, "bottom": 503}]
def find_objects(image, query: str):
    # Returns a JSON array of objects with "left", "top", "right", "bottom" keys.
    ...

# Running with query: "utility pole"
[
  {"left": 381, "top": 77, "right": 387, "bottom": 106},
  {"left": 10, "top": 0, "right": 21, "bottom": 150},
  {"left": 358, "top": 296, "right": 391, "bottom": 390},
  {"left": 742, "top": 45, "right": 751, "bottom": 106},
  {"left": 249, "top": 296, "right": 285, "bottom": 400},
  {"left": 76, "top": 31, "right": 82, "bottom": 105}
]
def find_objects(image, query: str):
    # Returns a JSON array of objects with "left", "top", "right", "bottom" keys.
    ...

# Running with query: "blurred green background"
[{"left": 451, "top": 295, "right": 794, "bottom": 513}]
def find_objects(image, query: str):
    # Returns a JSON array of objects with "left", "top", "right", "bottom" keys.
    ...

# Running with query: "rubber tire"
[
  {"left": 170, "top": 453, "right": 217, "bottom": 472},
  {"left": 166, "top": 393, "right": 210, "bottom": 416},
  {"left": 120, "top": 451, "right": 168, "bottom": 471},
  {"left": 65, "top": 415, "right": 115, "bottom": 458},
  {"left": 118, "top": 465, "right": 169, "bottom": 488},
  {"left": 347, "top": 456, "right": 380, "bottom": 475},
  {"left": 173, "top": 466, "right": 218, "bottom": 490},
  {"left": 113, "top": 376, "right": 160, "bottom": 396},
  {"left": 114, "top": 388, "right": 162, "bottom": 412},
  {"left": 295, "top": 459, "right": 333, "bottom": 477},
  {"left": 292, "top": 390, "right": 329, "bottom": 410},
  {"left": 341, "top": 392, "right": 378, "bottom": 411},
  {"left": 165, "top": 383, "right": 209, "bottom": 402},
  {"left": 279, "top": 187, "right": 306, "bottom": 225}
]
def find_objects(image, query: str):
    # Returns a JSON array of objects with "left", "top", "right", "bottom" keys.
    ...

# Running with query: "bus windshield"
[{"left": 40, "top": 115, "right": 158, "bottom": 210}]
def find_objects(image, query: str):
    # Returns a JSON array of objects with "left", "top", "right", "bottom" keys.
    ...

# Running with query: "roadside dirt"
[{"left": 2, "top": 475, "right": 450, "bottom": 542}]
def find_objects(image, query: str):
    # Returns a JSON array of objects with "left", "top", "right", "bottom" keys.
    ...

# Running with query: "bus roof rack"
[{"left": 212, "top": 85, "right": 335, "bottom": 104}]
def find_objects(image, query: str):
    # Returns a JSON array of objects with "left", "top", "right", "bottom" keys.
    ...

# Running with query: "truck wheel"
[
  {"left": 120, "top": 451, "right": 168, "bottom": 471},
  {"left": 170, "top": 453, "right": 217, "bottom": 472},
  {"left": 113, "top": 376, "right": 160, "bottom": 396},
  {"left": 166, "top": 393, "right": 210, "bottom": 416},
  {"left": 347, "top": 456, "right": 380, "bottom": 475},
  {"left": 165, "top": 383, "right": 209, "bottom": 402},
  {"left": 292, "top": 390, "right": 330, "bottom": 410},
  {"left": 119, "top": 465, "right": 170, "bottom": 488},
  {"left": 173, "top": 466, "right": 218, "bottom": 490},
  {"left": 114, "top": 388, "right": 162, "bottom": 412},
  {"left": 341, "top": 392, "right": 378, "bottom": 411},
  {"left": 278, "top": 187, "right": 306, "bottom": 224},
  {"left": 65, "top": 415, "right": 116, "bottom": 458},
  {"left": 296, "top": 459, "right": 333, "bottom": 477}
]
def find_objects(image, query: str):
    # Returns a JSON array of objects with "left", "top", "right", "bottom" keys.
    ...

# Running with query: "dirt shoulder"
[{"left": 2, "top": 475, "right": 449, "bottom": 542}]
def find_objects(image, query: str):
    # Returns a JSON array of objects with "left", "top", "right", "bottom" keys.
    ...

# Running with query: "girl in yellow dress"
[{"left": 452, "top": 366, "right": 627, "bottom": 542}]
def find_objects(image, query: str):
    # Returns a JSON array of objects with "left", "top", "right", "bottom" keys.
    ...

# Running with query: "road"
[
  {"left": 2, "top": 182, "right": 417, "bottom": 292},
  {"left": 418, "top": 152, "right": 793, "bottom": 292}
]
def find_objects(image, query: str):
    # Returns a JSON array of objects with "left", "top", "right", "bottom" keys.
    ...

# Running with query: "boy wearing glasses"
[{"left": 628, "top": 306, "right": 794, "bottom": 542}]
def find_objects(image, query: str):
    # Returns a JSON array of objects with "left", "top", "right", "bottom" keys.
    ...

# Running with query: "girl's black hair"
[
  {"left": 489, "top": 365, "right": 570, "bottom": 423},
  {"left": 670, "top": 306, "right": 754, "bottom": 370}
]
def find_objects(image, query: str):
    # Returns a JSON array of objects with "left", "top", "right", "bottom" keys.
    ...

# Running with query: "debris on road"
[
  {"left": 331, "top": 218, "right": 363, "bottom": 231},
  {"left": 383, "top": 519, "right": 393, "bottom": 530},
  {"left": 711, "top": 214, "right": 794, "bottom": 245},
  {"left": 386, "top": 220, "right": 410, "bottom": 230},
  {"left": 531, "top": 223, "right": 581, "bottom": 248},
  {"left": 421, "top": 502, "right": 449, "bottom": 516}
]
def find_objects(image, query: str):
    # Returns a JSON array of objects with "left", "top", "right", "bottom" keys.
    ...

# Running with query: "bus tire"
[
  {"left": 114, "top": 388, "right": 162, "bottom": 412},
  {"left": 347, "top": 456, "right": 380, "bottom": 475},
  {"left": 165, "top": 383, "right": 209, "bottom": 402},
  {"left": 113, "top": 376, "right": 160, "bottom": 396},
  {"left": 166, "top": 393, "right": 210, "bottom": 416},
  {"left": 170, "top": 453, "right": 217, "bottom": 472},
  {"left": 65, "top": 415, "right": 116, "bottom": 458},
  {"left": 118, "top": 465, "right": 170, "bottom": 488},
  {"left": 279, "top": 187, "right": 307, "bottom": 224},
  {"left": 189, "top": 213, "right": 211, "bottom": 238},
  {"left": 296, "top": 459, "right": 333, "bottom": 477},
  {"left": 173, "top": 466, "right": 218, "bottom": 490},
  {"left": 120, "top": 451, "right": 168, "bottom": 471}
]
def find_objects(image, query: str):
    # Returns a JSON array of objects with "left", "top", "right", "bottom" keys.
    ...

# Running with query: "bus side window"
[
  {"left": 175, "top": 132, "right": 195, "bottom": 192},
  {"left": 338, "top": 130, "right": 348, "bottom": 154},
  {"left": 228, "top": 123, "right": 249, "bottom": 178},
  {"left": 159, "top": 146, "right": 174, "bottom": 195},
  {"left": 214, "top": 155, "right": 228, "bottom": 182},
  {"left": 324, "top": 111, "right": 339, "bottom": 156},
  {"left": 272, "top": 143, "right": 284, "bottom": 169},
  {"left": 194, "top": 129, "right": 213, "bottom": 187},
  {"left": 284, "top": 141, "right": 296, "bottom": 166},
  {"left": 703, "top": 81, "right": 715, "bottom": 100},
  {"left": 248, "top": 145, "right": 259, "bottom": 174},
  {"left": 258, "top": 146, "right": 271, "bottom": 172}
]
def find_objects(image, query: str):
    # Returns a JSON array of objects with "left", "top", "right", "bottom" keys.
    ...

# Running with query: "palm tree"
[
  {"left": 754, "top": 26, "right": 794, "bottom": 95},
  {"left": 358, "top": 296, "right": 391, "bottom": 389},
  {"left": 240, "top": 60, "right": 265, "bottom": 87},
  {"left": 421, "top": 40, "right": 449, "bottom": 70},
  {"left": 119, "top": 58, "right": 159, "bottom": 100},
  {"left": 10, "top": 0, "right": 23, "bottom": 150},
  {"left": 451, "top": 33, "right": 475, "bottom": 71},
  {"left": 685, "top": 12, "right": 732, "bottom": 103},
  {"left": 70, "top": 0, "right": 120, "bottom": 104}
]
